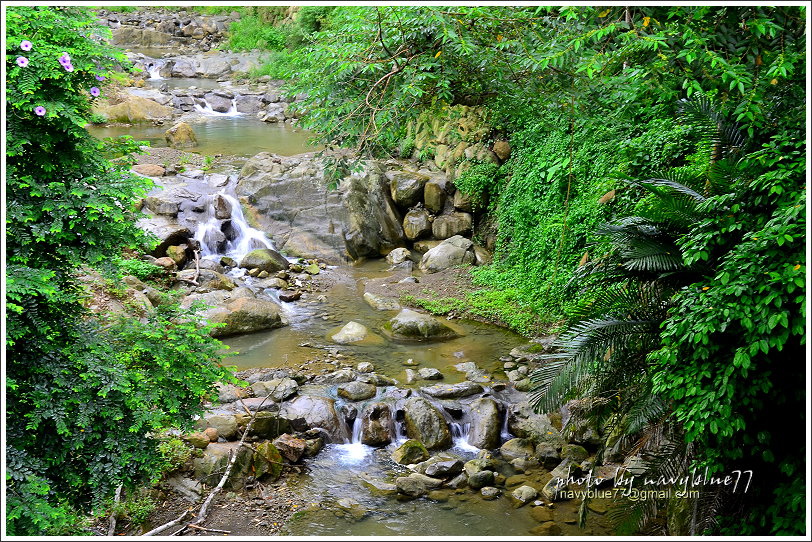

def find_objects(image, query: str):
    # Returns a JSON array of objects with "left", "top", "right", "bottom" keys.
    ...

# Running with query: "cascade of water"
[
  {"left": 146, "top": 63, "right": 163, "bottom": 80},
  {"left": 192, "top": 191, "right": 275, "bottom": 262},
  {"left": 500, "top": 405, "right": 513, "bottom": 442},
  {"left": 335, "top": 412, "right": 371, "bottom": 462},
  {"left": 194, "top": 97, "right": 241, "bottom": 117},
  {"left": 450, "top": 421, "right": 479, "bottom": 453}
]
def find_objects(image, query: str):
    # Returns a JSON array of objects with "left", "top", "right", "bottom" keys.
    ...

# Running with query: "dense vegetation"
[
  {"left": 5, "top": 7, "right": 233, "bottom": 534},
  {"left": 232, "top": 5, "right": 806, "bottom": 535}
]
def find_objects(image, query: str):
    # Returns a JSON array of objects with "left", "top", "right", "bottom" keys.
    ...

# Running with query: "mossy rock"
[{"left": 391, "top": 439, "right": 430, "bottom": 465}]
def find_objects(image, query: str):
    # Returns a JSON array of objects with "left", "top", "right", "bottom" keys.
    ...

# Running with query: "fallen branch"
[
  {"left": 142, "top": 510, "right": 191, "bottom": 536},
  {"left": 186, "top": 524, "right": 231, "bottom": 534},
  {"left": 107, "top": 484, "right": 123, "bottom": 536}
]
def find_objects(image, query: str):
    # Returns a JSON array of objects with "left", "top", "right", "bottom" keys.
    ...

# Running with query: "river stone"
[
  {"left": 165, "top": 122, "right": 197, "bottom": 148},
  {"left": 363, "top": 292, "right": 401, "bottom": 311},
  {"left": 420, "top": 381, "right": 483, "bottom": 399},
  {"left": 453, "top": 190, "right": 473, "bottom": 212},
  {"left": 419, "top": 235, "right": 475, "bottom": 273},
  {"left": 511, "top": 485, "right": 538, "bottom": 506},
  {"left": 561, "top": 444, "right": 589, "bottom": 464},
  {"left": 388, "top": 170, "right": 429, "bottom": 208},
  {"left": 330, "top": 321, "right": 369, "bottom": 344},
  {"left": 337, "top": 381, "right": 377, "bottom": 401},
  {"left": 386, "top": 309, "right": 458, "bottom": 341},
  {"left": 206, "top": 296, "right": 284, "bottom": 337},
  {"left": 500, "top": 438, "right": 536, "bottom": 461},
  {"left": 391, "top": 439, "right": 429, "bottom": 464},
  {"left": 235, "top": 411, "right": 292, "bottom": 440},
  {"left": 402, "top": 208, "right": 432, "bottom": 241},
  {"left": 280, "top": 395, "right": 343, "bottom": 442},
  {"left": 412, "top": 239, "right": 443, "bottom": 254},
  {"left": 481, "top": 486, "right": 501, "bottom": 500},
  {"left": 386, "top": 247, "right": 411, "bottom": 265},
  {"left": 183, "top": 432, "right": 210, "bottom": 449},
  {"left": 432, "top": 212, "right": 473, "bottom": 240},
  {"left": 409, "top": 472, "right": 444, "bottom": 489},
  {"left": 132, "top": 163, "right": 166, "bottom": 177},
  {"left": 492, "top": 140, "right": 511, "bottom": 161},
  {"left": 424, "top": 458, "right": 464, "bottom": 478},
  {"left": 199, "top": 414, "right": 238, "bottom": 440},
  {"left": 423, "top": 178, "right": 448, "bottom": 214},
  {"left": 202, "top": 91, "right": 232, "bottom": 112},
  {"left": 536, "top": 442, "right": 561, "bottom": 469},
  {"left": 530, "top": 506, "right": 554, "bottom": 523},
  {"left": 464, "top": 458, "right": 496, "bottom": 476},
  {"left": 467, "top": 397, "right": 501, "bottom": 450},
  {"left": 165, "top": 244, "right": 187, "bottom": 266},
  {"left": 360, "top": 402, "right": 393, "bottom": 446},
  {"left": 417, "top": 367, "right": 443, "bottom": 380},
  {"left": 403, "top": 397, "right": 452, "bottom": 450},
  {"left": 235, "top": 94, "right": 264, "bottom": 114},
  {"left": 95, "top": 95, "right": 174, "bottom": 123},
  {"left": 250, "top": 378, "right": 299, "bottom": 402},
  {"left": 395, "top": 476, "right": 427, "bottom": 498},
  {"left": 468, "top": 470, "right": 495, "bottom": 490},
  {"left": 272, "top": 433, "right": 306, "bottom": 462},
  {"left": 239, "top": 248, "right": 289, "bottom": 273},
  {"left": 144, "top": 196, "right": 180, "bottom": 217},
  {"left": 508, "top": 401, "right": 565, "bottom": 447},
  {"left": 177, "top": 269, "right": 236, "bottom": 292},
  {"left": 511, "top": 457, "right": 540, "bottom": 473},
  {"left": 529, "top": 522, "right": 562, "bottom": 536}
]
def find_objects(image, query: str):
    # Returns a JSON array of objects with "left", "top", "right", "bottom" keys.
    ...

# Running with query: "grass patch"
[
  {"left": 400, "top": 294, "right": 465, "bottom": 316},
  {"left": 248, "top": 50, "right": 304, "bottom": 80}
]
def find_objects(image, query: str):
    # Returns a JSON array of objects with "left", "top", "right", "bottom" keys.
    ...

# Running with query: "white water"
[
  {"left": 193, "top": 191, "right": 274, "bottom": 262},
  {"left": 336, "top": 417, "right": 371, "bottom": 462},
  {"left": 500, "top": 406, "right": 513, "bottom": 442},
  {"left": 147, "top": 64, "right": 163, "bottom": 80},
  {"left": 450, "top": 422, "right": 479, "bottom": 453},
  {"left": 194, "top": 97, "right": 241, "bottom": 117}
]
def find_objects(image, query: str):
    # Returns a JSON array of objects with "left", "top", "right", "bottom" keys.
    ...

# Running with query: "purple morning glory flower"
[
  {"left": 34, "top": 106, "right": 46, "bottom": 116},
  {"left": 16, "top": 56, "right": 29, "bottom": 68},
  {"left": 20, "top": 40, "right": 33, "bottom": 51},
  {"left": 63, "top": 63, "right": 74, "bottom": 72},
  {"left": 90, "top": 87, "right": 100, "bottom": 97},
  {"left": 95, "top": 74, "right": 106, "bottom": 81},
  {"left": 59, "top": 52, "right": 71, "bottom": 66}
]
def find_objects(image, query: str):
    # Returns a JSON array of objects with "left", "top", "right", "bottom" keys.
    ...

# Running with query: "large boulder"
[
  {"left": 507, "top": 401, "right": 565, "bottom": 447},
  {"left": 235, "top": 95, "right": 264, "bottom": 115},
  {"left": 419, "top": 235, "right": 475, "bottom": 273},
  {"left": 280, "top": 395, "right": 343, "bottom": 442},
  {"left": 95, "top": 95, "right": 174, "bottom": 123},
  {"left": 499, "top": 438, "right": 536, "bottom": 461},
  {"left": 391, "top": 439, "right": 429, "bottom": 464},
  {"left": 384, "top": 308, "right": 458, "bottom": 342},
  {"left": 331, "top": 321, "right": 369, "bottom": 345},
  {"left": 165, "top": 122, "right": 197, "bottom": 148},
  {"left": 193, "top": 442, "right": 282, "bottom": 489},
  {"left": 336, "top": 381, "right": 377, "bottom": 401},
  {"left": 360, "top": 402, "right": 393, "bottom": 446},
  {"left": 423, "top": 178, "right": 449, "bottom": 214},
  {"left": 467, "top": 397, "right": 501, "bottom": 449},
  {"left": 236, "top": 154, "right": 404, "bottom": 263},
  {"left": 196, "top": 295, "right": 285, "bottom": 337},
  {"left": 432, "top": 212, "right": 473, "bottom": 240},
  {"left": 363, "top": 292, "right": 401, "bottom": 311},
  {"left": 403, "top": 397, "right": 452, "bottom": 450},
  {"left": 388, "top": 170, "right": 429, "bottom": 208},
  {"left": 239, "top": 248, "right": 289, "bottom": 273},
  {"left": 402, "top": 208, "right": 432, "bottom": 241},
  {"left": 420, "top": 381, "right": 483, "bottom": 399},
  {"left": 203, "top": 92, "right": 232, "bottom": 112}
]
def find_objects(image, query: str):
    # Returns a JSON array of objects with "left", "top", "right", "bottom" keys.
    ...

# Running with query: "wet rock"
[
  {"left": 205, "top": 296, "right": 284, "bottom": 337},
  {"left": 467, "top": 470, "right": 494, "bottom": 489},
  {"left": 278, "top": 290, "right": 301, "bottom": 302},
  {"left": 385, "top": 308, "right": 458, "bottom": 342},
  {"left": 405, "top": 368, "right": 418, "bottom": 384},
  {"left": 464, "top": 458, "right": 496, "bottom": 476},
  {"left": 391, "top": 439, "right": 429, "bottom": 465},
  {"left": 250, "top": 378, "right": 299, "bottom": 402},
  {"left": 388, "top": 170, "right": 429, "bottom": 208},
  {"left": 481, "top": 486, "right": 501, "bottom": 500},
  {"left": 164, "top": 122, "right": 197, "bottom": 148},
  {"left": 403, "top": 397, "right": 452, "bottom": 449},
  {"left": 432, "top": 212, "right": 473, "bottom": 240},
  {"left": 396, "top": 476, "right": 427, "bottom": 498},
  {"left": 357, "top": 373, "right": 396, "bottom": 386},
  {"left": 335, "top": 497, "right": 367, "bottom": 520},
  {"left": 272, "top": 433, "right": 307, "bottom": 462},
  {"left": 500, "top": 438, "right": 536, "bottom": 461},
  {"left": 402, "top": 208, "right": 432, "bottom": 241},
  {"left": 94, "top": 95, "right": 174, "bottom": 123},
  {"left": 508, "top": 401, "right": 565, "bottom": 447},
  {"left": 447, "top": 473, "right": 468, "bottom": 489},
  {"left": 424, "top": 458, "right": 464, "bottom": 478},
  {"left": 530, "top": 506, "right": 554, "bottom": 523},
  {"left": 467, "top": 397, "right": 501, "bottom": 450},
  {"left": 356, "top": 361, "right": 374, "bottom": 373},
  {"left": 529, "top": 522, "right": 561, "bottom": 536},
  {"left": 419, "top": 235, "right": 475, "bottom": 273},
  {"left": 420, "top": 381, "right": 483, "bottom": 399},
  {"left": 336, "top": 381, "right": 377, "bottom": 401},
  {"left": 511, "top": 457, "right": 539, "bottom": 473},
  {"left": 363, "top": 292, "right": 401, "bottom": 311},
  {"left": 239, "top": 248, "right": 289, "bottom": 273},
  {"left": 133, "top": 163, "right": 166, "bottom": 177},
  {"left": 561, "top": 444, "right": 589, "bottom": 464},
  {"left": 331, "top": 321, "right": 369, "bottom": 344},
  {"left": 280, "top": 395, "right": 343, "bottom": 442},
  {"left": 386, "top": 247, "right": 412, "bottom": 265},
  {"left": 417, "top": 367, "right": 443, "bottom": 380},
  {"left": 360, "top": 402, "right": 393, "bottom": 446},
  {"left": 511, "top": 485, "right": 538, "bottom": 506},
  {"left": 409, "top": 472, "right": 443, "bottom": 489},
  {"left": 235, "top": 94, "right": 264, "bottom": 115},
  {"left": 198, "top": 414, "right": 238, "bottom": 440},
  {"left": 202, "top": 91, "right": 233, "bottom": 112}
]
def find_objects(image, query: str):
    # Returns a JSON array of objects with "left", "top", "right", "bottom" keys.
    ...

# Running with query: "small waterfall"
[
  {"left": 336, "top": 415, "right": 371, "bottom": 462},
  {"left": 450, "top": 422, "right": 479, "bottom": 453},
  {"left": 194, "top": 97, "right": 241, "bottom": 117},
  {"left": 500, "top": 405, "right": 513, "bottom": 442},
  {"left": 193, "top": 191, "right": 274, "bottom": 262},
  {"left": 147, "top": 63, "right": 163, "bottom": 80},
  {"left": 393, "top": 419, "right": 408, "bottom": 443}
]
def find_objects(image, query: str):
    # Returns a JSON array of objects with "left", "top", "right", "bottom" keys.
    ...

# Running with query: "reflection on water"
[{"left": 87, "top": 116, "right": 320, "bottom": 157}]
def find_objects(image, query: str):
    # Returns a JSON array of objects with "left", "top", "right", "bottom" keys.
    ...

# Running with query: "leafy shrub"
[
  {"left": 226, "top": 15, "right": 287, "bottom": 52},
  {"left": 115, "top": 256, "right": 162, "bottom": 282},
  {"left": 454, "top": 161, "right": 501, "bottom": 210},
  {"left": 156, "top": 438, "right": 192, "bottom": 476}
]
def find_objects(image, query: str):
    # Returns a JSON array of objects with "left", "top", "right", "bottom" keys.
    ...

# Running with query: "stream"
[{"left": 105, "top": 41, "right": 613, "bottom": 536}]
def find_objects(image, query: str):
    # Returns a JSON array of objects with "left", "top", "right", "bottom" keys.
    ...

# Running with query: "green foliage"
[
  {"left": 400, "top": 294, "right": 464, "bottom": 316},
  {"left": 157, "top": 438, "right": 193, "bottom": 475},
  {"left": 226, "top": 15, "right": 287, "bottom": 52},
  {"left": 6, "top": 6, "right": 235, "bottom": 535},
  {"left": 114, "top": 256, "right": 162, "bottom": 282},
  {"left": 110, "top": 490, "right": 157, "bottom": 526},
  {"left": 248, "top": 50, "right": 305, "bottom": 81},
  {"left": 455, "top": 162, "right": 501, "bottom": 210}
]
